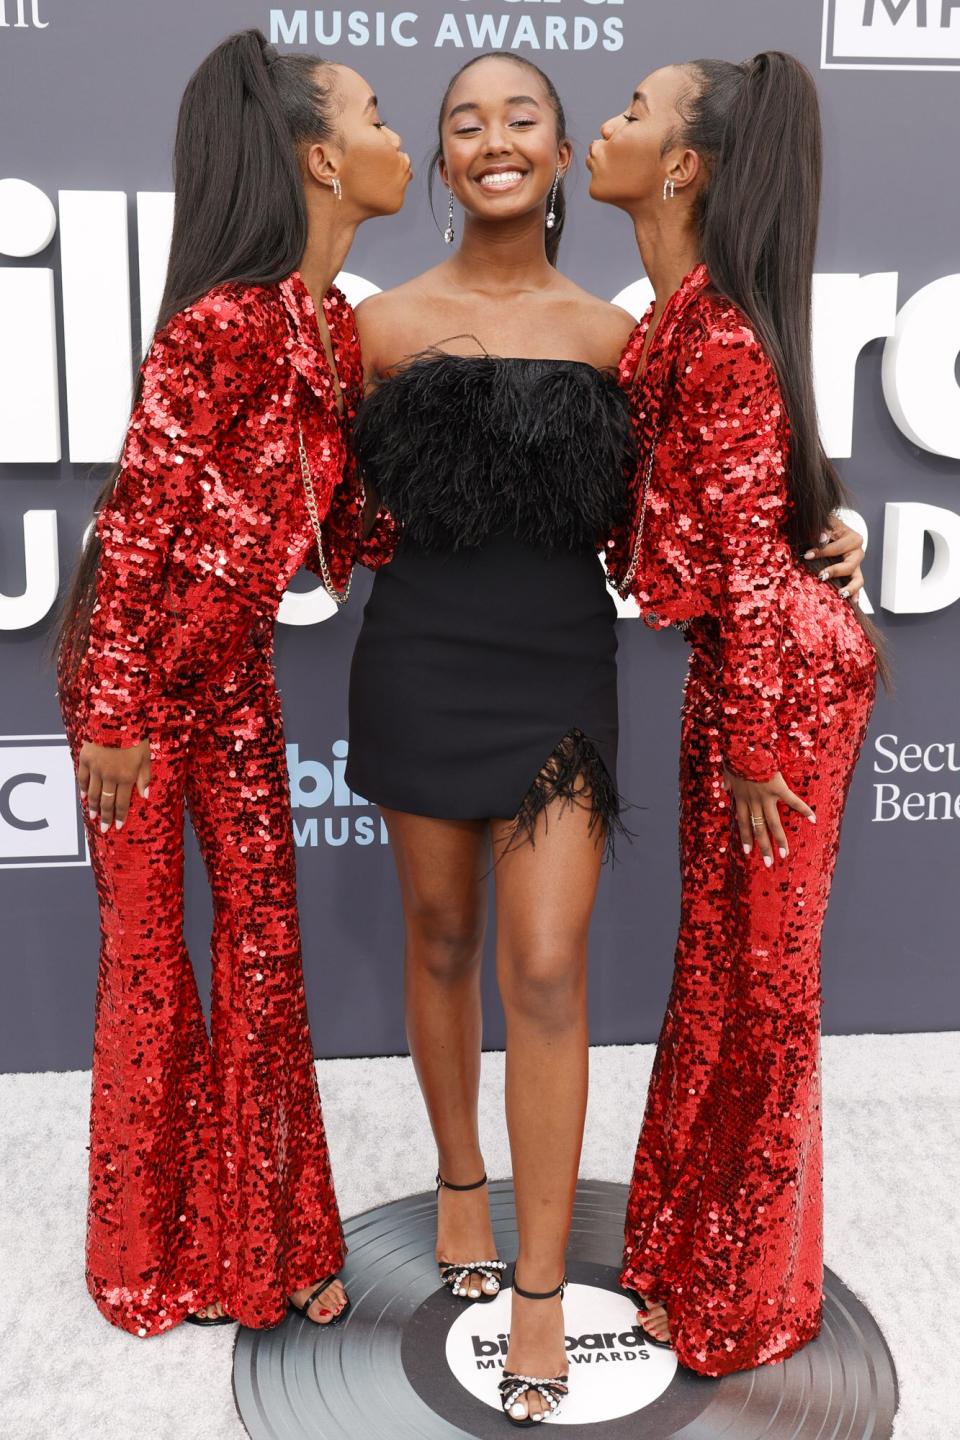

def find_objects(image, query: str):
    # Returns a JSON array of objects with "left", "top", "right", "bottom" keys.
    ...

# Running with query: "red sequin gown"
[
  {"left": 58, "top": 275, "right": 389, "bottom": 1336},
  {"left": 606, "top": 265, "right": 877, "bottom": 1376}
]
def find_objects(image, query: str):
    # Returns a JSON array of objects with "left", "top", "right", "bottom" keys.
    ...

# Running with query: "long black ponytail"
[
  {"left": 676, "top": 52, "right": 888, "bottom": 680},
  {"left": 429, "top": 52, "right": 570, "bottom": 267},
  {"left": 675, "top": 53, "right": 832, "bottom": 553},
  {"left": 56, "top": 29, "right": 339, "bottom": 687}
]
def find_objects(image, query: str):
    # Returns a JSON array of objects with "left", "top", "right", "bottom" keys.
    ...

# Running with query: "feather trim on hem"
[{"left": 498, "top": 728, "right": 630, "bottom": 865}]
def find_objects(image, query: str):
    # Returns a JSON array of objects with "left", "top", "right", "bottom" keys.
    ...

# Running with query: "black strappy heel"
[
  {"left": 498, "top": 1274, "right": 569, "bottom": 1426},
  {"left": 288, "top": 1273, "right": 350, "bottom": 1326},
  {"left": 436, "top": 1171, "right": 507, "bottom": 1301}
]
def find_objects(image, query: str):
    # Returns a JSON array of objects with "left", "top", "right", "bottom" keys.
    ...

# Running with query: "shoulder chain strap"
[
  {"left": 297, "top": 421, "right": 364, "bottom": 607},
  {"left": 616, "top": 423, "right": 659, "bottom": 598}
]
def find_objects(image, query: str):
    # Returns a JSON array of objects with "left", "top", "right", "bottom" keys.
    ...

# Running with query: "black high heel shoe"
[
  {"left": 498, "top": 1274, "right": 569, "bottom": 1426},
  {"left": 436, "top": 1171, "right": 507, "bottom": 1301}
]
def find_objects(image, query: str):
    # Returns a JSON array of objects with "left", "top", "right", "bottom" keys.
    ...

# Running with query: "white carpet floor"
[{"left": 1, "top": 1033, "right": 958, "bottom": 1440}]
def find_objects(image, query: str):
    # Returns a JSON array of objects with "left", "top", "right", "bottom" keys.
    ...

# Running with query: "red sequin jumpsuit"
[
  {"left": 58, "top": 275, "right": 386, "bottom": 1336},
  {"left": 606, "top": 265, "right": 877, "bottom": 1376}
]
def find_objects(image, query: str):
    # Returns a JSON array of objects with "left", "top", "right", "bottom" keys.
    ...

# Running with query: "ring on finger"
[
  {"left": 749, "top": 813, "right": 767, "bottom": 830},
  {"left": 101, "top": 790, "right": 117, "bottom": 797}
]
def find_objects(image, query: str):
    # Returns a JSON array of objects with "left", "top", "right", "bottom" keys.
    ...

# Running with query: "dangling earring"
[
  {"left": 444, "top": 189, "right": 455, "bottom": 246},
  {"left": 545, "top": 167, "right": 561, "bottom": 230},
  {"left": 662, "top": 177, "right": 676, "bottom": 201},
  {"left": 331, "top": 178, "right": 343, "bottom": 201}
]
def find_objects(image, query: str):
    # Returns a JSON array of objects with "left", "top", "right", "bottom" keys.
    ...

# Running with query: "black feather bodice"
[{"left": 352, "top": 354, "right": 635, "bottom": 551}]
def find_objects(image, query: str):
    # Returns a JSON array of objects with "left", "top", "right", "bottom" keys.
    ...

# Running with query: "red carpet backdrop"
[{"left": 1, "top": 0, "right": 958, "bottom": 1070}]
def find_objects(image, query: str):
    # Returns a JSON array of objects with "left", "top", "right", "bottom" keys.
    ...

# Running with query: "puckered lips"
[{"left": 472, "top": 163, "right": 529, "bottom": 195}]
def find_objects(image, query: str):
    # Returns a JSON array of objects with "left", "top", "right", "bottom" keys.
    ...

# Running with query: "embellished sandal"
[
  {"left": 436, "top": 1171, "right": 507, "bottom": 1301},
  {"left": 498, "top": 1274, "right": 569, "bottom": 1426},
  {"left": 288, "top": 1273, "right": 350, "bottom": 1327}
]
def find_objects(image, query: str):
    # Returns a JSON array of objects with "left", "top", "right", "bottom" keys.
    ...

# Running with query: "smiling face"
[
  {"left": 587, "top": 65, "right": 698, "bottom": 212},
  {"left": 307, "top": 64, "right": 412, "bottom": 217},
  {"left": 438, "top": 55, "right": 571, "bottom": 227}
]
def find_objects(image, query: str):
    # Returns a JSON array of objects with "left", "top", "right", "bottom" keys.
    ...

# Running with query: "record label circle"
[{"left": 443, "top": 1281, "right": 677, "bottom": 1423}]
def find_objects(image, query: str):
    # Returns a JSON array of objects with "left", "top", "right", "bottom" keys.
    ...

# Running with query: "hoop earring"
[
  {"left": 662, "top": 177, "right": 676, "bottom": 201},
  {"left": 546, "top": 167, "right": 561, "bottom": 230},
  {"left": 331, "top": 178, "right": 343, "bottom": 201},
  {"left": 444, "top": 189, "right": 455, "bottom": 246}
]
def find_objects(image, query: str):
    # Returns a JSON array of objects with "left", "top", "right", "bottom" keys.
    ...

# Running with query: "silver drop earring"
[
  {"left": 444, "top": 189, "right": 455, "bottom": 246},
  {"left": 331, "top": 177, "right": 343, "bottom": 201},
  {"left": 662, "top": 177, "right": 676, "bottom": 201},
  {"left": 545, "top": 167, "right": 561, "bottom": 230}
]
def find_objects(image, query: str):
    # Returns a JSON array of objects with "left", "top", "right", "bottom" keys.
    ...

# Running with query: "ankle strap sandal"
[
  {"left": 288, "top": 1272, "right": 351, "bottom": 1327},
  {"left": 498, "top": 1273, "right": 569, "bottom": 1426},
  {"left": 436, "top": 1171, "right": 507, "bottom": 1301},
  {"left": 629, "top": 1290, "right": 673, "bottom": 1351}
]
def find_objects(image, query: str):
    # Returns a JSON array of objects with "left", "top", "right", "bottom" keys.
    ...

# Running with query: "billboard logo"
[
  {"left": 287, "top": 740, "right": 389, "bottom": 849},
  {"left": 823, "top": 0, "right": 960, "bottom": 69},
  {"left": 444, "top": 1283, "right": 676, "bottom": 1423},
  {"left": 0, "top": 0, "right": 49, "bottom": 26},
  {"left": 0, "top": 0, "right": 48, "bottom": 26},
  {"left": 0, "top": 736, "right": 88, "bottom": 867}
]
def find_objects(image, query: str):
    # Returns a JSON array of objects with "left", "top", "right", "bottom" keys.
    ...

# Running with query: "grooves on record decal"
[{"left": 233, "top": 1180, "right": 898, "bottom": 1440}]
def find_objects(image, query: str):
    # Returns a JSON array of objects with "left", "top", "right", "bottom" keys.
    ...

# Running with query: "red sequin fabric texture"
[
  {"left": 59, "top": 274, "right": 377, "bottom": 1335},
  {"left": 607, "top": 265, "right": 877, "bottom": 1376}
]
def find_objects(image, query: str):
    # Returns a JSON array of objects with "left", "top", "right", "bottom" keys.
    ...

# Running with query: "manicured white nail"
[
  {"left": 807, "top": 813, "right": 817, "bottom": 824},
  {"left": 743, "top": 843, "right": 752, "bottom": 855},
  {"left": 115, "top": 820, "right": 124, "bottom": 831},
  {"left": 88, "top": 808, "right": 98, "bottom": 820},
  {"left": 779, "top": 847, "right": 787, "bottom": 859},
  {"left": 100, "top": 821, "right": 110, "bottom": 834},
  {"left": 818, "top": 568, "right": 830, "bottom": 582},
  {"left": 763, "top": 855, "right": 773, "bottom": 868},
  {"left": 79, "top": 789, "right": 87, "bottom": 800},
  {"left": 819, "top": 531, "right": 830, "bottom": 545},
  {"left": 839, "top": 587, "right": 850, "bottom": 600},
  {"left": 804, "top": 549, "right": 815, "bottom": 560},
  {"left": 143, "top": 786, "right": 150, "bottom": 799}
]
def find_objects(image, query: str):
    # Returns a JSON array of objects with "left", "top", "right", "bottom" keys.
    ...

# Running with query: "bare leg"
[
  {"left": 382, "top": 809, "right": 499, "bottom": 1293},
  {"left": 491, "top": 801, "right": 604, "bottom": 1421}
]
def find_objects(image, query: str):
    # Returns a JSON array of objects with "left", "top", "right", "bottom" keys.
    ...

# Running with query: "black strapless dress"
[{"left": 346, "top": 355, "right": 635, "bottom": 851}]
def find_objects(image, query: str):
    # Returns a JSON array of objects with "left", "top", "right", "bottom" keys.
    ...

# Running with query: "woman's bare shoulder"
[
  {"left": 552, "top": 278, "right": 638, "bottom": 367},
  {"left": 356, "top": 270, "right": 448, "bottom": 377}
]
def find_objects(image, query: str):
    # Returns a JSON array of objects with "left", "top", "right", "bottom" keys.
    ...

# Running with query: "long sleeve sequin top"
[
  {"left": 76, "top": 274, "right": 391, "bottom": 748},
  {"left": 606, "top": 264, "right": 797, "bottom": 783}
]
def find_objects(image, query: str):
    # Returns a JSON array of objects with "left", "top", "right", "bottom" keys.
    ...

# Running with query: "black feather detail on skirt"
[{"left": 501, "top": 728, "right": 630, "bottom": 864}]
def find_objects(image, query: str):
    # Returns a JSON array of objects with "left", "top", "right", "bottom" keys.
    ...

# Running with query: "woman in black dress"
[
  {"left": 348, "top": 53, "right": 634, "bottom": 1425},
  {"left": 346, "top": 52, "right": 866, "bottom": 1426}
]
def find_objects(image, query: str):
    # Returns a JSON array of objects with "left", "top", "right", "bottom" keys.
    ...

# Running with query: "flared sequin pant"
[
  {"left": 620, "top": 593, "right": 876, "bottom": 1376},
  {"left": 63, "top": 660, "right": 344, "bottom": 1336}
]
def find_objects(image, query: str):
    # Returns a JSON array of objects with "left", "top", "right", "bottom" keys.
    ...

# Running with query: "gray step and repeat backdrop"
[{"left": 1, "top": 0, "right": 958, "bottom": 1073}]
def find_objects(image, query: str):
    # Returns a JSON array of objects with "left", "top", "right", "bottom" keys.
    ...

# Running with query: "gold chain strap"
[
  {"left": 297, "top": 421, "right": 364, "bottom": 607},
  {"left": 616, "top": 423, "right": 658, "bottom": 598}
]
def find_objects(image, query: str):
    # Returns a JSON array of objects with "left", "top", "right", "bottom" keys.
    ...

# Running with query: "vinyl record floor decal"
[{"left": 233, "top": 1180, "right": 898, "bottom": 1439}]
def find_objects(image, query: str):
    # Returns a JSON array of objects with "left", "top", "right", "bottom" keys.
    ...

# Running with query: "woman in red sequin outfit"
[
  {"left": 589, "top": 53, "right": 881, "bottom": 1375},
  {"left": 55, "top": 31, "right": 410, "bottom": 1336}
]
